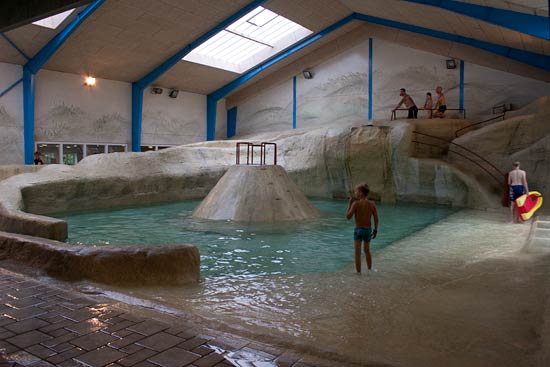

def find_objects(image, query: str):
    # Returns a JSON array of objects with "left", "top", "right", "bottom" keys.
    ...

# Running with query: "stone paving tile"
[
  {"left": 0, "top": 268, "right": 333, "bottom": 367},
  {"left": 116, "top": 347, "right": 157, "bottom": 367},
  {"left": 63, "top": 308, "right": 102, "bottom": 323},
  {"left": 0, "top": 330, "right": 15, "bottom": 339},
  {"left": 7, "top": 330, "right": 52, "bottom": 349},
  {"left": 118, "top": 343, "right": 143, "bottom": 354},
  {"left": 74, "top": 346, "right": 127, "bottom": 367},
  {"left": 190, "top": 345, "right": 215, "bottom": 356},
  {"left": 70, "top": 331, "right": 119, "bottom": 351},
  {"left": 3, "top": 306, "right": 47, "bottom": 321},
  {"left": 132, "top": 361, "right": 157, "bottom": 367},
  {"left": 103, "top": 320, "right": 138, "bottom": 333},
  {"left": 65, "top": 318, "right": 107, "bottom": 335},
  {"left": 108, "top": 333, "right": 146, "bottom": 349},
  {"left": 6, "top": 350, "right": 41, "bottom": 366},
  {"left": 4, "top": 318, "right": 50, "bottom": 334},
  {"left": 4, "top": 297, "right": 45, "bottom": 310},
  {"left": 177, "top": 337, "right": 210, "bottom": 351},
  {"left": 193, "top": 352, "right": 226, "bottom": 367},
  {"left": 46, "top": 347, "right": 85, "bottom": 365},
  {"left": 25, "top": 344, "right": 57, "bottom": 359},
  {"left": 147, "top": 347, "right": 201, "bottom": 367},
  {"left": 136, "top": 332, "right": 185, "bottom": 352},
  {"left": 41, "top": 331, "right": 79, "bottom": 348},
  {"left": 127, "top": 321, "right": 169, "bottom": 336}
]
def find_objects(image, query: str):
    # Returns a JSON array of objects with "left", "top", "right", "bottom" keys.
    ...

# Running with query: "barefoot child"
[{"left": 346, "top": 184, "right": 379, "bottom": 272}]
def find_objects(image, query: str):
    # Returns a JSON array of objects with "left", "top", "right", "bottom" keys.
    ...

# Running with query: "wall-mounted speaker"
[
  {"left": 303, "top": 70, "right": 313, "bottom": 79},
  {"left": 151, "top": 87, "right": 163, "bottom": 94}
]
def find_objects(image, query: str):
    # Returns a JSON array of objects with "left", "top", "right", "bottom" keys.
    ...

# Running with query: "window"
[
  {"left": 36, "top": 142, "right": 127, "bottom": 165},
  {"left": 140, "top": 145, "right": 176, "bottom": 152},
  {"left": 183, "top": 6, "right": 312, "bottom": 73},
  {"left": 32, "top": 9, "right": 74, "bottom": 29}
]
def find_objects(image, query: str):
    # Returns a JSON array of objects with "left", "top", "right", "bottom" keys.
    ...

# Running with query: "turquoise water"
[{"left": 53, "top": 200, "right": 456, "bottom": 277}]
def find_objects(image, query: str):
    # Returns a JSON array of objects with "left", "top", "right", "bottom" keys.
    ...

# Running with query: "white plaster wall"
[
  {"left": 372, "top": 39, "right": 460, "bottom": 120},
  {"left": 0, "top": 63, "right": 24, "bottom": 164},
  {"left": 35, "top": 70, "right": 132, "bottom": 145},
  {"left": 234, "top": 37, "right": 548, "bottom": 137},
  {"left": 143, "top": 88, "right": 206, "bottom": 145},
  {"left": 464, "top": 63, "right": 550, "bottom": 119},
  {"left": 0, "top": 65, "right": 218, "bottom": 162},
  {"left": 238, "top": 79, "right": 293, "bottom": 136}
]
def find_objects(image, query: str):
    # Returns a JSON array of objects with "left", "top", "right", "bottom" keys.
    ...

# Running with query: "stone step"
[
  {"left": 535, "top": 228, "right": 550, "bottom": 238},
  {"left": 537, "top": 221, "right": 550, "bottom": 229}
]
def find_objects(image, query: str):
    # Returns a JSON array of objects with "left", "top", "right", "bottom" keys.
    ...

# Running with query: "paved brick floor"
[{"left": 0, "top": 268, "right": 322, "bottom": 367}]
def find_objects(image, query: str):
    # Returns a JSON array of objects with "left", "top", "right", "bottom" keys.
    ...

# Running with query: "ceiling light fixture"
[{"left": 84, "top": 76, "right": 96, "bottom": 86}]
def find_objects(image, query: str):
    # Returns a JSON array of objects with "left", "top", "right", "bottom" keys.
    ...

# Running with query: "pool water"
[{"left": 53, "top": 200, "right": 457, "bottom": 277}]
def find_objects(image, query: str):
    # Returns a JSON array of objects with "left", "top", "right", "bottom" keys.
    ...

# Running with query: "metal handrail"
[
  {"left": 412, "top": 130, "right": 505, "bottom": 178},
  {"left": 455, "top": 113, "right": 505, "bottom": 137},
  {"left": 412, "top": 140, "right": 502, "bottom": 184},
  {"left": 235, "top": 141, "right": 277, "bottom": 165},
  {"left": 391, "top": 108, "right": 466, "bottom": 121}
]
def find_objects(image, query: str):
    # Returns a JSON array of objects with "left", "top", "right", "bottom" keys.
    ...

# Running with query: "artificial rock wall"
[{"left": 0, "top": 62, "right": 227, "bottom": 164}]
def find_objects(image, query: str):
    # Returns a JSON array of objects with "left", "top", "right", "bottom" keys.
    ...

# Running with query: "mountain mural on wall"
[
  {"left": 142, "top": 109, "right": 204, "bottom": 145},
  {"left": 35, "top": 102, "right": 129, "bottom": 142},
  {"left": 297, "top": 72, "right": 369, "bottom": 127},
  {"left": 0, "top": 105, "right": 23, "bottom": 162}
]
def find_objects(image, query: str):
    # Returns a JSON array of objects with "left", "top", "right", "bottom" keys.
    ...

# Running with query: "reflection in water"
[
  {"left": 108, "top": 211, "right": 544, "bottom": 367},
  {"left": 55, "top": 200, "right": 456, "bottom": 277}
]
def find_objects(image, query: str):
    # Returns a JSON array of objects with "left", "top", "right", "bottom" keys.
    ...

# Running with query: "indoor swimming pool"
[{"left": 53, "top": 199, "right": 457, "bottom": 277}]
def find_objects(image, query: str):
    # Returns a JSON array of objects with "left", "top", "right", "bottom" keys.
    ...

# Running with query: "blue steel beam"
[
  {"left": 22, "top": 0, "right": 104, "bottom": 163},
  {"left": 0, "top": 32, "right": 30, "bottom": 60},
  {"left": 459, "top": 60, "right": 464, "bottom": 111},
  {"left": 26, "top": 0, "right": 105, "bottom": 74},
  {"left": 401, "top": 0, "right": 549, "bottom": 40},
  {"left": 0, "top": 77, "right": 23, "bottom": 98},
  {"left": 292, "top": 76, "right": 297, "bottom": 129},
  {"left": 353, "top": 13, "right": 550, "bottom": 71},
  {"left": 136, "top": 0, "right": 269, "bottom": 89}
]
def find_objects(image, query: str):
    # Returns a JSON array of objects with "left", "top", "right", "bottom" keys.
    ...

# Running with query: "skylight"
[
  {"left": 32, "top": 8, "right": 74, "bottom": 29},
  {"left": 183, "top": 7, "right": 312, "bottom": 73}
]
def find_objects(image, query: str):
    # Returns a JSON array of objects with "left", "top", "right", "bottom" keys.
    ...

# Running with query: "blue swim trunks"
[
  {"left": 509, "top": 185, "right": 525, "bottom": 202},
  {"left": 354, "top": 227, "right": 372, "bottom": 242}
]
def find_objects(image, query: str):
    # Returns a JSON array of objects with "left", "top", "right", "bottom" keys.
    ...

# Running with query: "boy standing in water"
[{"left": 346, "top": 184, "right": 379, "bottom": 272}]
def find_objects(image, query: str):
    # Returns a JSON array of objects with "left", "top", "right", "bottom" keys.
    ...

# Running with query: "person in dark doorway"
[
  {"left": 392, "top": 88, "right": 418, "bottom": 119},
  {"left": 346, "top": 183, "right": 379, "bottom": 273},
  {"left": 33, "top": 151, "right": 44, "bottom": 165}
]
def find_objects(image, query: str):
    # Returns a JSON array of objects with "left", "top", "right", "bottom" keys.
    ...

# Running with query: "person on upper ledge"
[
  {"left": 433, "top": 86, "right": 447, "bottom": 118},
  {"left": 424, "top": 92, "right": 433, "bottom": 118},
  {"left": 392, "top": 88, "right": 418, "bottom": 119}
]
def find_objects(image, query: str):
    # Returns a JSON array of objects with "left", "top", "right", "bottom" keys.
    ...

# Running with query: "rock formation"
[{"left": 192, "top": 165, "right": 320, "bottom": 222}]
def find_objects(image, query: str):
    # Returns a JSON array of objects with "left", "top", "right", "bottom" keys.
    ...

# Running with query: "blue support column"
[
  {"left": 292, "top": 76, "right": 297, "bottom": 129},
  {"left": 23, "top": 67, "right": 35, "bottom": 164},
  {"left": 459, "top": 60, "right": 464, "bottom": 112},
  {"left": 368, "top": 38, "right": 373, "bottom": 121},
  {"left": 131, "top": 83, "right": 143, "bottom": 152},
  {"left": 227, "top": 106, "right": 237, "bottom": 138},
  {"left": 206, "top": 96, "right": 217, "bottom": 141}
]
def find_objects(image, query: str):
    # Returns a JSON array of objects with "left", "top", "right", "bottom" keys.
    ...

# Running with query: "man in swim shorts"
[
  {"left": 508, "top": 161, "right": 529, "bottom": 223},
  {"left": 433, "top": 86, "right": 446, "bottom": 118},
  {"left": 346, "top": 184, "right": 379, "bottom": 272},
  {"left": 392, "top": 88, "right": 418, "bottom": 119}
]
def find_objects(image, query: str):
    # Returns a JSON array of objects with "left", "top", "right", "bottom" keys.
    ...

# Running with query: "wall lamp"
[
  {"left": 84, "top": 76, "right": 96, "bottom": 87},
  {"left": 151, "top": 87, "right": 163, "bottom": 94},
  {"left": 302, "top": 70, "right": 313, "bottom": 79}
]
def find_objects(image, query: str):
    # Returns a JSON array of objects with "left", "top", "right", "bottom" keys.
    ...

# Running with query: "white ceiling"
[{"left": 0, "top": 0, "right": 547, "bottom": 96}]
